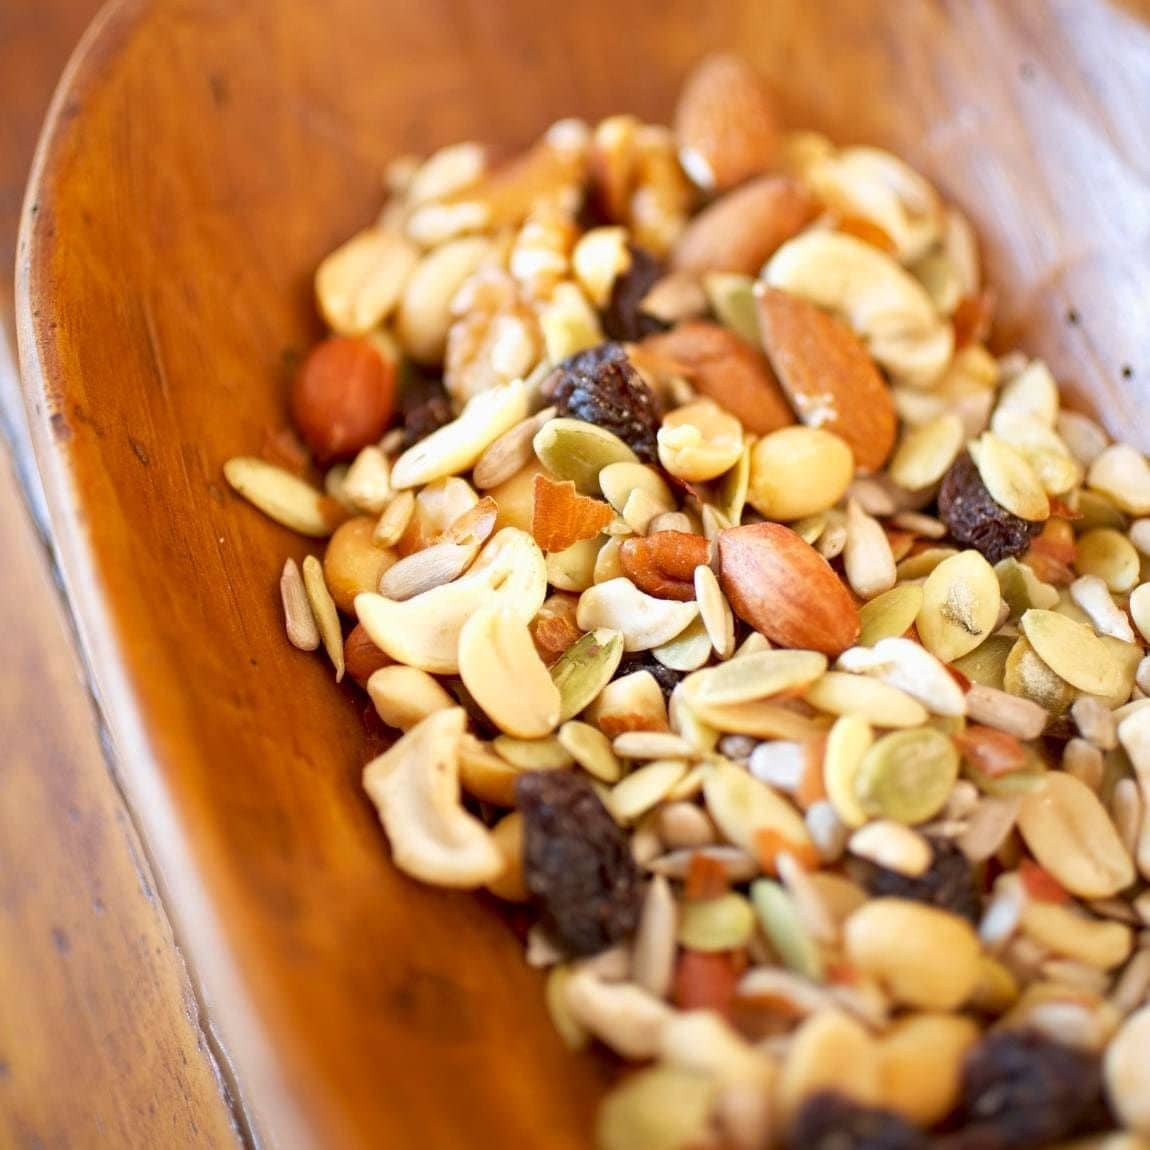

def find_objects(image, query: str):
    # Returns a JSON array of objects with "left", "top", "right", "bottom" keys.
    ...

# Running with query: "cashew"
[
  {"left": 763, "top": 231, "right": 953, "bottom": 388},
  {"left": 397, "top": 236, "right": 492, "bottom": 364},
  {"left": 362, "top": 707, "right": 503, "bottom": 887},
  {"left": 390, "top": 378, "right": 529, "bottom": 490},
  {"left": 355, "top": 527, "right": 546, "bottom": 673},
  {"left": 563, "top": 968, "right": 674, "bottom": 1059},
  {"left": 366, "top": 665, "right": 455, "bottom": 731},
  {"left": 806, "top": 146, "right": 944, "bottom": 263}
]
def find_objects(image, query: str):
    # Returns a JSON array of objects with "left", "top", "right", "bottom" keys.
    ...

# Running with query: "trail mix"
[{"left": 225, "top": 53, "right": 1150, "bottom": 1150}]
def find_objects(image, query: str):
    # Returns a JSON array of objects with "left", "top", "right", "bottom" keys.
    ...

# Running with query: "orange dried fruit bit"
[
  {"left": 953, "top": 724, "right": 1027, "bottom": 778},
  {"left": 1031, "top": 518, "right": 1078, "bottom": 565},
  {"left": 754, "top": 827, "right": 820, "bottom": 875},
  {"left": 671, "top": 948, "right": 745, "bottom": 1017},
  {"left": 836, "top": 214, "right": 897, "bottom": 254},
  {"left": 1019, "top": 858, "right": 1070, "bottom": 905},
  {"left": 530, "top": 613, "right": 583, "bottom": 664},
  {"left": 1047, "top": 496, "right": 1083, "bottom": 522},
  {"left": 796, "top": 736, "right": 829, "bottom": 809},
  {"left": 684, "top": 852, "right": 731, "bottom": 901},
  {"left": 884, "top": 529, "right": 917, "bottom": 563},
  {"left": 952, "top": 288, "right": 996, "bottom": 349},
  {"left": 531, "top": 473, "right": 615, "bottom": 552}
]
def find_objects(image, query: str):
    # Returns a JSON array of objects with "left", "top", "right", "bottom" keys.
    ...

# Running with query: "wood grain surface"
[
  {"left": 0, "top": 2, "right": 243, "bottom": 1147},
  {"left": 13, "top": 1, "right": 1150, "bottom": 1148}
]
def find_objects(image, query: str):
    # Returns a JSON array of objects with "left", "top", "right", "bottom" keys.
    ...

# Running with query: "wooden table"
[{"left": 0, "top": 3, "right": 243, "bottom": 1145}]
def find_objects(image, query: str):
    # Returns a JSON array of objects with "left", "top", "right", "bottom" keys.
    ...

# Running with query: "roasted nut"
[
  {"left": 657, "top": 399, "right": 744, "bottom": 482},
  {"left": 397, "top": 236, "right": 492, "bottom": 363},
  {"left": 315, "top": 226, "right": 417, "bottom": 336},
  {"left": 323, "top": 516, "right": 398, "bottom": 613},
  {"left": 619, "top": 532, "right": 710, "bottom": 601},
  {"left": 747, "top": 426, "right": 854, "bottom": 521},
  {"left": 362, "top": 707, "right": 503, "bottom": 886}
]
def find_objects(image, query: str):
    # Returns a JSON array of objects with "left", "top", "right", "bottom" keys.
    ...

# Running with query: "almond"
[
  {"left": 674, "top": 55, "right": 781, "bottom": 192},
  {"left": 672, "top": 176, "right": 819, "bottom": 276},
  {"left": 640, "top": 321, "right": 793, "bottom": 436},
  {"left": 532, "top": 474, "right": 616, "bottom": 553},
  {"left": 756, "top": 286, "right": 896, "bottom": 472},
  {"left": 716, "top": 523, "right": 860, "bottom": 655},
  {"left": 620, "top": 531, "right": 711, "bottom": 601}
]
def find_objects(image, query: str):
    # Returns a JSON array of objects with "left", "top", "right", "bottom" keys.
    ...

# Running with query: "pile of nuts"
[{"left": 225, "top": 53, "right": 1150, "bottom": 1150}]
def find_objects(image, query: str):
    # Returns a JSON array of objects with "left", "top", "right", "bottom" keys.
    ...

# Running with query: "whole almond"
[
  {"left": 716, "top": 523, "right": 861, "bottom": 655},
  {"left": 756, "top": 286, "right": 896, "bottom": 472},
  {"left": 640, "top": 321, "right": 794, "bottom": 436},
  {"left": 674, "top": 55, "right": 781, "bottom": 192},
  {"left": 672, "top": 176, "right": 819, "bottom": 276},
  {"left": 620, "top": 531, "right": 710, "bottom": 601}
]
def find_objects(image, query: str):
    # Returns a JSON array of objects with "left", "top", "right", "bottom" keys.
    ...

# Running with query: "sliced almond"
[
  {"left": 683, "top": 650, "right": 828, "bottom": 708},
  {"left": 916, "top": 549, "right": 1001, "bottom": 664},
  {"left": 969, "top": 433, "right": 1050, "bottom": 522},
  {"left": 806, "top": 672, "right": 929, "bottom": 729},
  {"left": 1019, "top": 609, "right": 1125, "bottom": 698},
  {"left": 703, "top": 759, "right": 813, "bottom": 856}
]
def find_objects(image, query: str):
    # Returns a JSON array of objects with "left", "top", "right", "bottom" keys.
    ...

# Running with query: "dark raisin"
[
  {"left": 601, "top": 246, "right": 670, "bottom": 342},
  {"left": 856, "top": 837, "right": 981, "bottom": 925},
  {"left": 941, "top": 1030, "right": 1106, "bottom": 1150},
  {"left": 786, "top": 1093, "right": 930, "bottom": 1150},
  {"left": 546, "top": 342, "right": 662, "bottom": 462},
  {"left": 516, "top": 771, "right": 642, "bottom": 957},
  {"left": 400, "top": 379, "right": 454, "bottom": 449},
  {"left": 937, "top": 450, "right": 1043, "bottom": 564},
  {"left": 615, "top": 654, "right": 682, "bottom": 701}
]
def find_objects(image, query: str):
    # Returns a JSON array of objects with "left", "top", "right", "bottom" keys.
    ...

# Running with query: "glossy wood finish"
[
  {"left": 15, "top": 1, "right": 1150, "bottom": 1146},
  {"left": 0, "top": 2, "right": 243, "bottom": 1146}
]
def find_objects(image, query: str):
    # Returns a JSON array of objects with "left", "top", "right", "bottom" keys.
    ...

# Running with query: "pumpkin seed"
[
  {"left": 969, "top": 432, "right": 1050, "bottom": 521},
  {"left": 492, "top": 735, "right": 573, "bottom": 770},
  {"left": 1002, "top": 635, "right": 1075, "bottom": 715},
  {"left": 702, "top": 759, "right": 813, "bottom": 856},
  {"left": 823, "top": 715, "right": 874, "bottom": 829},
  {"left": 550, "top": 628, "right": 625, "bottom": 721},
  {"left": 703, "top": 272, "right": 760, "bottom": 344},
  {"left": 677, "top": 892, "right": 756, "bottom": 951},
  {"left": 596, "top": 1066, "right": 716, "bottom": 1150},
  {"left": 896, "top": 546, "right": 959, "bottom": 581},
  {"left": 1019, "top": 609, "right": 1125, "bottom": 697},
  {"left": 888, "top": 412, "right": 965, "bottom": 491},
  {"left": 713, "top": 436, "right": 754, "bottom": 527},
  {"left": 608, "top": 760, "right": 690, "bottom": 823},
  {"left": 854, "top": 728, "right": 960, "bottom": 824},
  {"left": 750, "top": 879, "right": 824, "bottom": 981},
  {"left": 693, "top": 564, "right": 736, "bottom": 660},
  {"left": 683, "top": 650, "right": 828, "bottom": 708},
  {"left": 857, "top": 584, "right": 925, "bottom": 647},
  {"left": 652, "top": 617, "right": 714, "bottom": 672},
  {"left": 557, "top": 720, "right": 623, "bottom": 783},
  {"left": 917, "top": 549, "right": 1001, "bottom": 663},
  {"left": 806, "top": 671, "right": 929, "bottom": 729},
  {"left": 533, "top": 417, "right": 639, "bottom": 494},
  {"left": 1076, "top": 528, "right": 1141, "bottom": 593},
  {"left": 682, "top": 698, "right": 828, "bottom": 741}
]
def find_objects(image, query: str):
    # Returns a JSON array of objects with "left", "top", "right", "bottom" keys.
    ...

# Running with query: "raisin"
[
  {"left": 938, "top": 451, "right": 1043, "bottom": 564},
  {"left": 786, "top": 1093, "right": 930, "bottom": 1150},
  {"left": 856, "top": 837, "right": 981, "bottom": 925},
  {"left": 615, "top": 653, "right": 682, "bottom": 701},
  {"left": 546, "top": 342, "right": 663, "bottom": 462},
  {"left": 601, "top": 245, "right": 670, "bottom": 342},
  {"left": 516, "top": 771, "right": 642, "bottom": 957},
  {"left": 400, "top": 379, "right": 454, "bottom": 449},
  {"left": 941, "top": 1030, "right": 1106, "bottom": 1150}
]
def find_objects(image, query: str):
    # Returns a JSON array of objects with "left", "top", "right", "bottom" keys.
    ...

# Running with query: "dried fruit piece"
[
  {"left": 516, "top": 770, "right": 642, "bottom": 956},
  {"left": 399, "top": 380, "right": 454, "bottom": 450},
  {"left": 601, "top": 245, "right": 668, "bottom": 341},
  {"left": 675, "top": 54, "right": 781, "bottom": 191},
  {"left": 619, "top": 532, "right": 710, "bottom": 602},
  {"left": 856, "top": 837, "right": 980, "bottom": 924},
  {"left": 952, "top": 1031, "right": 1105, "bottom": 1149},
  {"left": 531, "top": 474, "right": 615, "bottom": 553},
  {"left": 641, "top": 320, "right": 795, "bottom": 436},
  {"left": 785, "top": 1093, "right": 929, "bottom": 1150},
  {"left": 938, "top": 450, "right": 1043, "bottom": 564},
  {"left": 717, "top": 523, "right": 861, "bottom": 656},
  {"left": 757, "top": 286, "right": 896, "bottom": 472},
  {"left": 545, "top": 343, "right": 662, "bottom": 462}
]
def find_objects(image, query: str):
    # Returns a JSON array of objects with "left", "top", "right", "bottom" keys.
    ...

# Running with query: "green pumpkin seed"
[
  {"left": 1019, "top": 609, "right": 1124, "bottom": 698},
  {"left": 854, "top": 728, "right": 959, "bottom": 824},
  {"left": 751, "top": 880, "right": 824, "bottom": 981},
  {"left": 703, "top": 273, "right": 760, "bottom": 344},
  {"left": 551, "top": 628, "right": 625, "bottom": 721},
  {"left": 952, "top": 634, "right": 1014, "bottom": 690},
  {"left": 858, "top": 584, "right": 925, "bottom": 646},
  {"left": 533, "top": 418, "right": 638, "bottom": 494},
  {"left": 676, "top": 892, "right": 756, "bottom": 951}
]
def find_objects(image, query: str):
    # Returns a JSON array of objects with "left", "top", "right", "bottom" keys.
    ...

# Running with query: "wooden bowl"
[{"left": 16, "top": 1, "right": 1150, "bottom": 1145}]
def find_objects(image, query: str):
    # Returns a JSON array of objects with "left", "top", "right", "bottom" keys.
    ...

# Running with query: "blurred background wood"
[
  {"left": 0, "top": 2, "right": 242, "bottom": 1146},
  {"left": 11, "top": 1, "right": 1150, "bottom": 1148}
]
